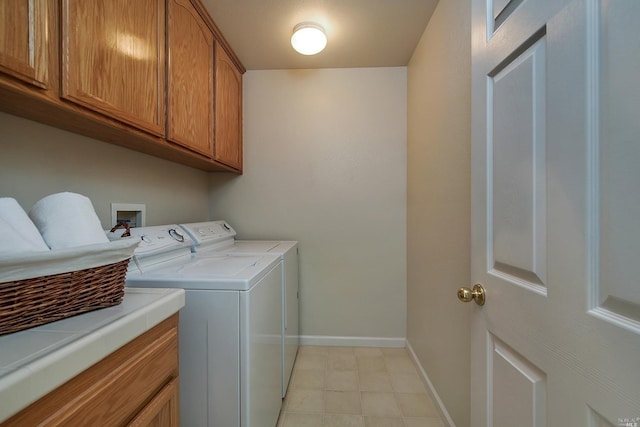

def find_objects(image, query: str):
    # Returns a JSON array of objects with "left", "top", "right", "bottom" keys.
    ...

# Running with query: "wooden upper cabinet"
[
  {"left": 0, "top": 0, "right": 49, "bottom": 88},
  {"left": 214, "top": 43, "right": 243, "bottom": 170},
  {"left": 0, "top": 0, "right": 243, "bottom": 172},
  {"left": 167, "top": 0, "right": 214, "bottom": 157},
  {"left": 60, "top": 0, "right": 166, "bottom": 136}
]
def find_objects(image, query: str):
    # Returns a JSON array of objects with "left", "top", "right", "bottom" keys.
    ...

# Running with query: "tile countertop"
[{"left": 0, "top": 287, "right": 185, "bottom": 423}]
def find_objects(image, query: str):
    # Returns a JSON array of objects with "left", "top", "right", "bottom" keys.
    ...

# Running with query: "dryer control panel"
[{"left": 179, "top": 220, "right": 236, "bottom": 251}]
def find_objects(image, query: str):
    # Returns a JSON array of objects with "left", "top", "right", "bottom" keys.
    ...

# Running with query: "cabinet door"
[
  {"left": 61, "top": 0, "right": 166, "bottom": 136},
  {"left": 0, "top": 0, "right": 49, "bottom": 88},
  {"left": 214, "top": 44, "right": 243, "bottom": 170},
  {"left": 128, "top": 378, "right": 179, "bottom": 427},
  {"left": 167, "top": 0, "right": 214, "bottom": 157}
]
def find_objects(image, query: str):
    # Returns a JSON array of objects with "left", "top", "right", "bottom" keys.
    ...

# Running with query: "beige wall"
[
  {"left": 1, "top": 9, "right": 472, "bottom": 420},
  {"left": 407, "top": 0, "right": 471, "bottom": 425},
  {"left": 0, "top": 112, "right": 210, "bottom": 227},
  {"left": 210, "top": 67, "right": 407, "bottom": 341}
]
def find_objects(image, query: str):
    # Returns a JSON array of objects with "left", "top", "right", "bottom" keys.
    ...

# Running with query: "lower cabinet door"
[{"left": 128, "top": 378, "right": 179, "bottom": 427}]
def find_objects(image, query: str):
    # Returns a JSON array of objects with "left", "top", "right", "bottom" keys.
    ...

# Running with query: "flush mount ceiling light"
[{"left": 291, "top": 23, "right": 327, "bottom": 55}]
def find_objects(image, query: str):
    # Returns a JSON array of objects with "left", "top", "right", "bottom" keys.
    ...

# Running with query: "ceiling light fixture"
[{"left": 291, "top": 23, "right": 327, "bottom": 55}]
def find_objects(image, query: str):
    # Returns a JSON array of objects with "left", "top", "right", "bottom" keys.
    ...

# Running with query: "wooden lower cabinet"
[{"left": 1, "top": 315, "right": 180, "bottom": 427}]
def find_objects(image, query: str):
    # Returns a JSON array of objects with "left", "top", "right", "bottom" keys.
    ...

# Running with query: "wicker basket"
[{"left": 0, "top": 239, "right": 138, "bottom": 336}]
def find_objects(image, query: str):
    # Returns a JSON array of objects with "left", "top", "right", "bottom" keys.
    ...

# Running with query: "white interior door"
[{"left": 470, "top": 0, "right": 640, "bottom": 425}]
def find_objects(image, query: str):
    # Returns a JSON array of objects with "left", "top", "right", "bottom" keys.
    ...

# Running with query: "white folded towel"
[
  {"left": 29, "top": 192, "right": 109, "bottom": 249},
  {"left": 0, "top": 217, "right": 49, "bottom": 254},
  {"left": 0, "top": 197, "right": 50, "bottom": 252}
]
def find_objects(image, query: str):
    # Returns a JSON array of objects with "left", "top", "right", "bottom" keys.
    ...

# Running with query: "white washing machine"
[
  {"left": 124, "top": 225, "right": 283, "bottom": 427},
  {"left": 179, "top": 221, "right": 299, "bottom": 397}
]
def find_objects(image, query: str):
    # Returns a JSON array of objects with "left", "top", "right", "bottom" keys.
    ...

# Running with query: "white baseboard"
[
  {"left": 406, "top": 340, "right": 456, "bottom": 427},
  {"left": 299, "top": 335, "right": 406, "bottom": 348}
]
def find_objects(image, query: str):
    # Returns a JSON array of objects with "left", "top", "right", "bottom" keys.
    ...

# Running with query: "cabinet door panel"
[
  {"left": 0, "top": 0, "right": 48, "bottom": 88},
  {"left": 214, "top": 44, "right": 243, "bottom": 170},
  {"left": 167, "top": 0, "right": 214, "bottom": 157},
  {"left": 128, "top": 378, "right": 179, "bottom": 427},
  {"left": 61, "top": 0, "right": 165, "bottom": 136}
]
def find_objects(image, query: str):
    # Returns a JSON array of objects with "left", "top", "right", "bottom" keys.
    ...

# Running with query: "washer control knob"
[{"left": 169, "top": 228, "right": 185, "bottom": 242}]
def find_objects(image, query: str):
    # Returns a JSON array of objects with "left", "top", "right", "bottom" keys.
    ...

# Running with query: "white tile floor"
[{"left": 277, "top": 346, "right": 446, "bottom": 427}]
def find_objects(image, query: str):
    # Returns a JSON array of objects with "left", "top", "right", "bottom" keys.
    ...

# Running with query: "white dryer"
[
  {"left": 180, "top": 221, "right": 299, "bottom": 397},
  {"left": 125, "top": 225, "right": 282, "bottom": 427}
]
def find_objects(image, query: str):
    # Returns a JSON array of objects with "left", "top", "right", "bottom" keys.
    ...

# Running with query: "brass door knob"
[{"left": 457, "top": 284, "right": 486, "bottom": 306}]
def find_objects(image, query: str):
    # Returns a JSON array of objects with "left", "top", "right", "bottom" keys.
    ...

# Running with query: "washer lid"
[
  {"left": 223, "top": 241, "right": 281, "bottom": 253},
  {"left": 126, "top": 253, "right": 281, "bottom": 291},
  {"left": 179, "top": 254, "right": 265, "bottom": 277},
  {"left": 230, "top": 240, "right": 297, "bottom": 254}
]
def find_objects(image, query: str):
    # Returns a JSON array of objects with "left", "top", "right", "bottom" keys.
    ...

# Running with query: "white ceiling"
[{"left": 200, "top": 0, "right": 439, "bottom": 70}]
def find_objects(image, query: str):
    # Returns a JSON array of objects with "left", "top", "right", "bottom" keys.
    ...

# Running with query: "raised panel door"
[
  {"left": 61, "top": 0, "right": 166, "bottom": 136},
  {"left": 470, "top": 0, "right": 640, "bottom": 424},
  {"left": 128, "top": 378, "right": 179, "bottom": 427},
  {"left": 167, "top": 0, "right": 214, "bottom": 157},
  {"left": 0, "top": 0, "right": 48, "bottom": 88},
  {"left": 214, "top": 43, "right": 243, "bottom": 170}
]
